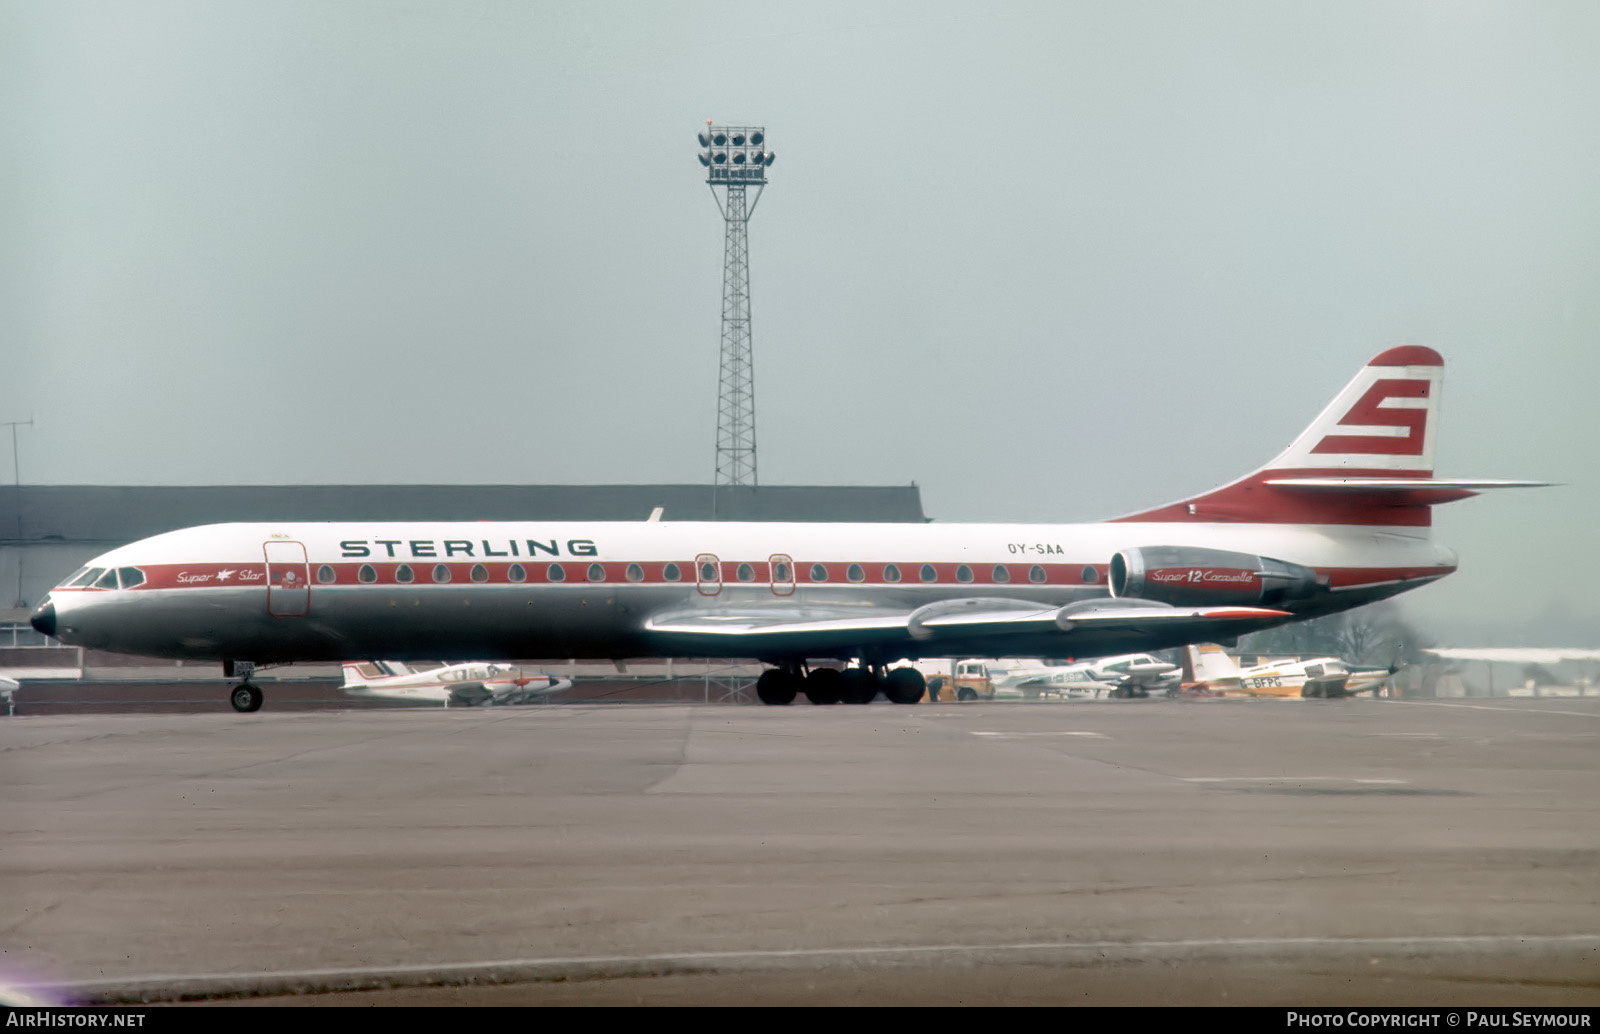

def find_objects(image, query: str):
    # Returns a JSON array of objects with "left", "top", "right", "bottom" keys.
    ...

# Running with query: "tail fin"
[
  {"left": 1114, "top": 346, "right": 1543, "bottom": 527},
  {"left": 341, "top": 662, "right": 382, "bottom": 688},
  {"left": 1185, "top": 643, "right": 1240, "bottom": 683}
]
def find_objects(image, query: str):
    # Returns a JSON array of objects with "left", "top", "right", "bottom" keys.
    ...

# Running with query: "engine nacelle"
[{"left": 1109, "top": 546, "right": 1318, "bottom": 607}]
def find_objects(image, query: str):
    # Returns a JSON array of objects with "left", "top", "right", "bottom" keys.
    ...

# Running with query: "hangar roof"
[{"left": 3, "top": 484, "right": 928, "bottom": 544}]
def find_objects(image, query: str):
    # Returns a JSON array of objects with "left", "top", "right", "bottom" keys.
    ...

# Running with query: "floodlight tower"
[{"left": 698, "top": 122, "right": 774, "bottom": 491}]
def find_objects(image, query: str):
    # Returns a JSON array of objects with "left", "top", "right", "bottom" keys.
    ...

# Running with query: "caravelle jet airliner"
[{"left": 30, "top": 346, "right": 1543, "bottom": 712}]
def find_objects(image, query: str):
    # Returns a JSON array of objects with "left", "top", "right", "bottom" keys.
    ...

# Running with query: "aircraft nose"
[{"left": 30, "top": 601, "right": 56, "bottom": 639}]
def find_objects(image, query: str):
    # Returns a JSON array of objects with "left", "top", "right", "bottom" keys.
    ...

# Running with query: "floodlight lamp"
[
  {"left": 732, "top": 133, "right": 746, "bottom": 145},
  {"left": 763, "top": 151, "right": 775, "bottom": 166},
  {"left": 698, "top": 153, "right": 710, "bottom": 167},
  {"left": 713, "top": 132, "right": 727, "bottom": 146},
  {"left": 714, "top": 151, "right": 727, "bottom": 164},
  {"left": 751, "top": 131, "right": 764, "bottom": 145},
  {"left": 698, "top": 132, "right": 710, "bottom": 147},
  {"left": 732, "top": 152, "right": 746, "bottom": 164}
]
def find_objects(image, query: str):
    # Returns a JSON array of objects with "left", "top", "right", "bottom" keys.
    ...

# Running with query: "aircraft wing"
[{"left": 643, "top": 597, "right": 1290, "bottom": 654}]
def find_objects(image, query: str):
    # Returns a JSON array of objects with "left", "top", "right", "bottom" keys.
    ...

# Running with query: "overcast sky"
[{"left": 4, "top": 1, "right": 1595, "bottom": 643}]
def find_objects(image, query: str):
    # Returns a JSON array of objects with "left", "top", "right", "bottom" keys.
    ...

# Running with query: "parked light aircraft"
[
  {"left": 1180, "top": 643, "right": 1397, "bottom": 698},
  {"left": 340, "top": 660, "right": 572, "bottom": 708},
  {"left": 987, "top": 655, "right": 1179, "bottom": 698},
  {"left": 30, "top": 347, "right": 1543, "bottom": 711}
]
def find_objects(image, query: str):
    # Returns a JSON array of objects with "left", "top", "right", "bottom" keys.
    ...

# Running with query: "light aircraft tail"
[
  {"left": 1114, "top": 346, "right": 1543, "bottom": 527},
  {"left": 1182, "top": 643, "right": 1240, "bottom": 684},
  {"left": 340, "top": 661, "right": 409, "bottom": 688}
]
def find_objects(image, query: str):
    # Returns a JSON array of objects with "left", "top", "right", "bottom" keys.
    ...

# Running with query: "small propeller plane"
[
  {"left": 1180, "top": 643, "right": 1398, "bottom": 698},
  {"left": 989, "top": 654, "right": 1180, "bottom": 698},
  {"left": 339, "top": 661, "right": 572, "bottom": 708}
]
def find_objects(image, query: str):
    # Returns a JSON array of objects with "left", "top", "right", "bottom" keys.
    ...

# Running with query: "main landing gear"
[
  {"left": 225, "top": 660, "right": 263, "bottom": 713},
  {"left": 755, "top": 662, "right": 927, "bottom": 707}
]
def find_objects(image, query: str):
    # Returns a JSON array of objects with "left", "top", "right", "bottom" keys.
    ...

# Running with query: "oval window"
[
  {"left": 1082, "top": 566, "right": 1098, "bottom": 584},
  {"left": 1029, "top": 565, "right": 1046, "bottom": 583},
  {"left": 920, "top": 564, "right": 937, "bottom": 583},
  {"left": 317, "top": 564, "right": 336, "bottom": 584},
  {"left": 846, "top": 564, "right": 865, "bottom": 583},
  {"left": 809, "top": 563, "right": 829, "bottom": 582},
  {"left": 626, "top": 563, "right": 643, "bottom": 582},
  {"left": 956, "top": 565, "right": 973, "bottom": 583},
  {"left": 547, "top": 563, "right": 565, "bottom": 582},
  {"left": 396, "top": 565, "right": 414, "bottom": 583},
  {"left": 358, "top": 564, "right": 377, "bottom": 583},
  {"left": 992, "top": 565, "right": 1010, "bottom": 583},
  {"left": 432, "top": 564, "right": 451, "bottom": 583},
  {"left": 663, "top": 562, "right": 681, "bottom": 582},
  {"left": 588, "top": 563, "right": 605, "bottom": 582},
  {"left": 700, "top": 562, "right": 718, "bottom": 582},
  {"left": 737, "top": 563, "right": 754, "bottom": 582},
  {"left": 884, "top": 564, "right": 901, "bottom": 582},
  {"left": 470, "top": 564, "right": 489, "bottom": 583},
  {"left": 507, "top": 563, "right": 526, "bottom": 583},
  {"left": 773, "top": 562, "right": 790, "bottom": 581}
]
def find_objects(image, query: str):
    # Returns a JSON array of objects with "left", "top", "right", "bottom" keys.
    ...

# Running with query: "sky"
[{"left": 3, "top": 1, "right": 1595, "bottom": 644}]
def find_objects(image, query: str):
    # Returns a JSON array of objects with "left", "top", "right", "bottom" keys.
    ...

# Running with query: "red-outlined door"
[
  {"left": 695, "top": 553, "right": 722, "bottom": 596},
  {"left": 264, "top": 541, "right": 310, "bottom": 617},
  {"left": 769, "top": 553, "right": 795, "bottom": 596}
]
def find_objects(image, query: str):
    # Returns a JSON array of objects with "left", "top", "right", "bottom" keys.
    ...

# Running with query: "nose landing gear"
[{"left": 224, "top": 660, "right": 263, "bottom": 713}]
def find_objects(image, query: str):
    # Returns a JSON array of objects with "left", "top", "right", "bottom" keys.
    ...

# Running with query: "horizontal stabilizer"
[{"left": 1266, "top": 477, "right": 1550, "bottom": 493}]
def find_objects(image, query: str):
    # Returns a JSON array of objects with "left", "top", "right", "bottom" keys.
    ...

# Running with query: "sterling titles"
[{"left": 339, "top": 538, "right": 599, "bottom": 560}]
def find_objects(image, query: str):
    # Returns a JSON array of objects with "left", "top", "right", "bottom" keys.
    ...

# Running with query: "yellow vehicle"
[{"left": 912, "top": 658, "right": 996, "bottom": 702}]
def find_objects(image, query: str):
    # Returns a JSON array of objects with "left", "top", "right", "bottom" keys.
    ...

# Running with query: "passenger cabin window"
[
  {"left": 663, "top": 563, "right": 681, "bottom": 582},
  {"left": 432, "top": 564, "right": 451, "bottom": 583},
  {"left": 884, "top": 564, "right": 901, "bottom": 582},
  {"left": 507, "top": 563, "right": 526, "bottom": 582},
  {"left": 736, "top": 563, "right": 755, "bottom": 582},
  {"left": 358, "top": 564, "right": 377, "bottom": 583},
  {"left": 919, "top": 564, "right": 937, "bottom": 583},
  {"left": 587, "top": 563, "right": 605, "bottom": 582},
  {"left": 846, "top": 564, "right": 865, "bottom": 583},
  {"left": 93, "top": 569, "right": 120, "bottom": 590},
  {"left": 992, "top": 565, "right": 1010, "bottom": 583},
  {"left": 699, "top": 562, "right": 718, "bottom": 582},
  {"left": 317, "top": 565, "right": 336, "bottom": 584},
  {"left": 117, "top": 567, "right": 146, "bottom": 589},
  {"left": 1029, "top": 565, "right": 1046, "bottom": 583},
  {"left": 625, "top": 563, "right": 643, "bottom": 582},
  {"left": 548, "top": 563, "right": 566, "bottom": 582},
  {"left": 809, "top": 563, "right": 828, "bottom": 582},
  {"left": 1082, "top": 566, "right": 1098, "bottom": 583},
  {"left": 395, "top": 565, "right": 414, "bottom": 583},
  {"left": 470, "top": 564, "right": 489, "bottom": 583},
  {"left": 773, "top": 562, "right": 790, "bottom": 581},
  {"left": 955, "top": 565, "right": 973, "bottom": 583}
]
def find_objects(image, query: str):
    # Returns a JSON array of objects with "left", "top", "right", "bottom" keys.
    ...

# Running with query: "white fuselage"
[{"left": 36, "top": 516, "right": 1454, "bottom": 665}]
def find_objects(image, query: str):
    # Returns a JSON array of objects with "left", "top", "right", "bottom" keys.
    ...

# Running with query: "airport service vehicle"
[
  {"left": 1180, "top": 643, "right": 1397, "bottom": 698},
  {"left": 910, "top": 659, "right": 996, "bottom": 702},
  {"left": 989, "top": 654, "right": 1180, "bottom": 699},
  {"left": 338, "top": 660, "right": 572, "bottom": 710},
  {"left": 30, "top": 346, "right": 1542, "bottom": 712}
]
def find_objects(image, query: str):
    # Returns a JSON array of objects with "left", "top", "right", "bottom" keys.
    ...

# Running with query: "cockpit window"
[
  {"left": 61, "top": 567, "right": 96, "bottom": 588},
  {"left": 117, "top": 567, "right": 146, "bottom": 589},
  {"left": 93, "top": 569, "right": 121, "bottom": 590}
]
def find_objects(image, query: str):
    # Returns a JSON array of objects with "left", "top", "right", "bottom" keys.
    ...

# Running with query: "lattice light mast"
[{"left": 698, "top": 123, "right": 774, "bottom": 489}]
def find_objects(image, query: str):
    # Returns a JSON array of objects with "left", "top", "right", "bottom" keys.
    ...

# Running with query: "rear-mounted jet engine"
[{"left": 1109, "top": 546, "right": 1318, "bottom": 607}]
